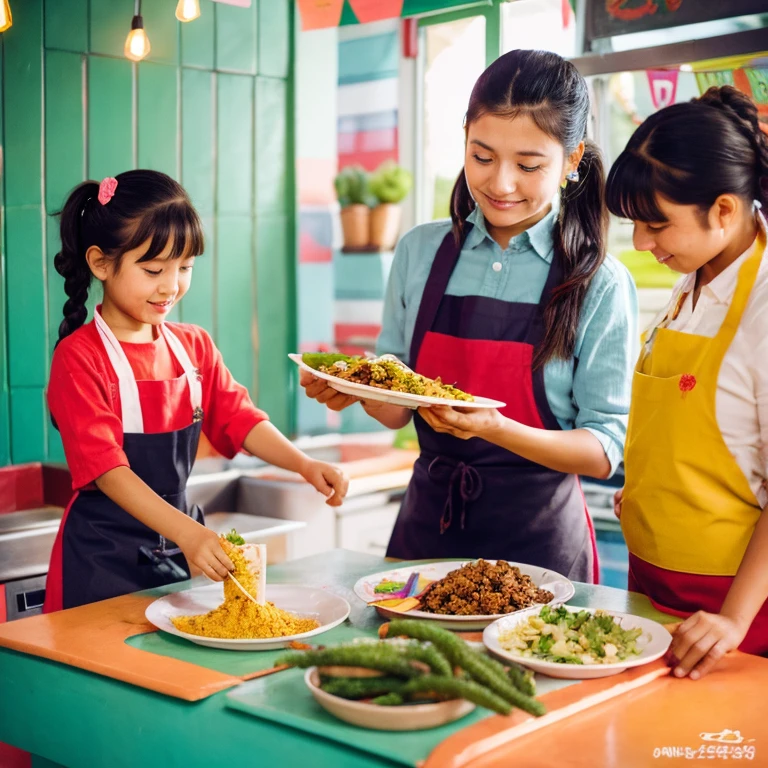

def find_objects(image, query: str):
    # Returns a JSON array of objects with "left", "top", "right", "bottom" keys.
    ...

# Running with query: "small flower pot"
[
  {"left": 340, "top": 205, "right": 371, "bottom": 249},
  {"left": 369, "top": 203, "right": 402, "bottom": 250}
]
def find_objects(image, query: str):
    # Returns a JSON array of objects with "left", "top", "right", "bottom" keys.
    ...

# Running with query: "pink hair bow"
[{"left": 98, "top": 177, "right": 118, "bottom": 205}]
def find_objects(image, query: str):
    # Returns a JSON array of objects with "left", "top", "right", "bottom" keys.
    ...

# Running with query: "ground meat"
[{"left": 420, "top": 559, "right": 554, "bottom": 616}]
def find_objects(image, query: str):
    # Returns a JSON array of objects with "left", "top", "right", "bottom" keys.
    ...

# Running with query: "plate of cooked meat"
[
  {"left": 353, "top": 559, "right": 575, "bottom": 630},
  {"left": 291, "top": 353, "right": 506, "bottom": 410}
]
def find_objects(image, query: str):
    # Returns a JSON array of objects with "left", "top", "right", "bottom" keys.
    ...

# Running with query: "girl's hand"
[
  {"left": 418, "top": 405, "right": 505, "bottom": 441},
  {"left": 668, "top": 611, "right": 747, "bottom": 680},
  {"left": 177, "top": 523, "right": 235, "bottom": 581},
  {"left": 300, "top": 459, "right": 350, "bottom": 507},
  {"left": 300, "top": 370, "right": 359, "bottom": 411},
  {"left": 613, "top": 487, "right": 624, "bottom": 519}
]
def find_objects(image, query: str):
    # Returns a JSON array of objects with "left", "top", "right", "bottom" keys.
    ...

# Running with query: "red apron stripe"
[
  {"left": 628, "top": 553, "right": 768, "bottom": 655},
  {"left": 577, "top": 480, "right": 600, "bottom": 585},
  {"left": 42, "top": 491, "right": 79, "bottom": 615}
]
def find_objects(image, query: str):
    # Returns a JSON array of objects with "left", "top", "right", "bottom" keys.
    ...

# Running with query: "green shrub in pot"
[
  {"left": 334, "top": 165, "right": 377, "bottom": 208},
  {"left": 369, "top": 161, "right": 413, "bottom": 204},
  {"left": 334, "top": 166, "right": 376, "bottom": 249},
  {"left": 369, "top": 161, "right": 413, "bottom": 250}
]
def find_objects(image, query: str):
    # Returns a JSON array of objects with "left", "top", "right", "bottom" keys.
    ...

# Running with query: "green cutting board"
[
  {"left": 225, "top": 668, "right": 491, "bottom": 768},
  {"left": 125, "top": 622, "right": 372, "bottom": 676},
  {"left": 223, "top": 666, "right": 577, "bottom": 767}
]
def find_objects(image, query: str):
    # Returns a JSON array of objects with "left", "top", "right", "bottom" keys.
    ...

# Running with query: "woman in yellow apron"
[{"left": 607, "top": 86, "right": 768, "bottom": 679}]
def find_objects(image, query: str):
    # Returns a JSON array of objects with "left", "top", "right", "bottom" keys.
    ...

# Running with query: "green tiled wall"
[
  {"left": 0, "top": 0, "right": 296, "bottom": 465},
  {"left": 0, "top": 37, "right": 7, "bottom": 466}
]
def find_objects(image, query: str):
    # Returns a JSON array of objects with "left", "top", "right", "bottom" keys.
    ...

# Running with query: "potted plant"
[
  {"left": 369, "top": 161, "right": 413, "bottom": 250},
  {"left": 334, "top": 165, "right": 376, "bottom": 249}
]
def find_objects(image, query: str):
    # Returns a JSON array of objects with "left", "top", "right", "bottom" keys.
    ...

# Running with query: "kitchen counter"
[{"left": 0, "top": 550, "right": 674, "bottom": 768}]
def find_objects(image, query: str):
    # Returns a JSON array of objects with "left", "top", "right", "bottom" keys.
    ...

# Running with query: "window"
[
  {"left": 420, "top": 15, "right": 487, "bottom": 222},
  {"left": 502, "top": 0, "right": 576, "bottom": 58}
]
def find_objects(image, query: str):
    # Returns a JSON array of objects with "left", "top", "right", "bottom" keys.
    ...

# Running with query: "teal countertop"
[{"left": 0, "top": 550, "right": 672, "bottom": 768}]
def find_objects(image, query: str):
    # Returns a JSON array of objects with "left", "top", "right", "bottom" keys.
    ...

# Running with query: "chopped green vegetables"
[
  {"left": 499, "top": 606, "right": 644, "bottom": 665},
  {"left": 224, "top": 528, "right": 245, "bottom": 546},
  {"left": 301, "top": 353, "right": 353, "bottom": 370}
]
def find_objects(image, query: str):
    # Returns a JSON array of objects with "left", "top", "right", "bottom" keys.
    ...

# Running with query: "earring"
[{"left": 566, "top": 170, "right": 580, "bottom": 183}]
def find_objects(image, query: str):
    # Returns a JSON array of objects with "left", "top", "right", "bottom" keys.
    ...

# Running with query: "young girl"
[
  {"left": 44, "top": 170, "right": 348, "bottom": 612},
  {"left": 607, "top": 86, "right": 768, "bottom": 677},
  {"left": 302, "top": 50, "right": 637, "bottom": 582}
]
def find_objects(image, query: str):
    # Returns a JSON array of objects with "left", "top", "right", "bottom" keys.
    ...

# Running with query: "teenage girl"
[
  {"left": 44, "top": 170, "right": 348, "bottom": 611},
  {"left": 608, "top": 86, "right": 768, "bottom": 677},
  {"left": 302, "top": 50, "right": 638, "bottom": 583}
]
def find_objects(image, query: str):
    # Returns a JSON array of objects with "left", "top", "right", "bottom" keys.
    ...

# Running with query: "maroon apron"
[{"left": 386, "top": 226, "right": 599, "bottom": 583}]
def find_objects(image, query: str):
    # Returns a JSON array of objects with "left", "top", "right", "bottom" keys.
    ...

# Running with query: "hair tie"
[{"left": 98, "top": 177, "right": 118, "bottom": 205}]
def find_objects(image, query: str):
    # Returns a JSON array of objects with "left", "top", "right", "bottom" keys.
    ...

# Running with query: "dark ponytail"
[
  {"left": 542, "top": 139, "right": 607, "bottom": 368},
  {"left": 449, "top": 50, "right": 607, "bottom": 368},
  {"left": 450, "top": 168, "right": 474, "bottom": 246},
  {"left": 606, "top": 86, "right": 768, "bottom": 224},
  {"left": 53, "top": 169, "right": 205, "bottom": 346},
  {"left": 54, "top": 181, "right": 99, "bottom": 342}
]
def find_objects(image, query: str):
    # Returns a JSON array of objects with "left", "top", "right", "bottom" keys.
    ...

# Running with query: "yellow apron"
[{"left": 622, "top": 228, "right": 766, "bottom": 577}]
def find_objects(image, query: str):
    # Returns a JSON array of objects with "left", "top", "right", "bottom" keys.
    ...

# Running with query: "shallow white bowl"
[
  {"left": 304, "top": 667, "right": 476, "bottom": 730},
  {"left": 483, "top": 605, "right": 672, "bottom": 679},
  {"left": 354, "top": 560, "right": 575, "bottom": 630},
  {"left": 145, "top": 583, "right": 350, "bottom": 651}
]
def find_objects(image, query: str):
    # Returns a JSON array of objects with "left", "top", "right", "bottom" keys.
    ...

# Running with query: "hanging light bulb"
[
  {"left": 0, "top": 1, "right": 13, "bottom": 33},
  {"left": 124, "top": 0, "right": 150, "bottom": 62},
  {"left": 175, "top": 0, "right": 201, "bottom": 22}
]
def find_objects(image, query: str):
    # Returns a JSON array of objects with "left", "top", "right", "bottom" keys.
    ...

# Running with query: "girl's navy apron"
[
  {"left": 44, "top": 311, "right": 205, "bottom": 611},
  {"left": 386, "top": 225, "right": 598, "bottom": 582}
]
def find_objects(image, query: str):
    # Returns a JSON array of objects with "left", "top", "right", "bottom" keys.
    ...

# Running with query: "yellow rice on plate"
[{"left": 171, "top": 535, "right": 319, "bottom": 639}]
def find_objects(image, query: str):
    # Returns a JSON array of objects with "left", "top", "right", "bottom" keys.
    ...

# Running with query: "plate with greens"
[
  {"left": 483, "top": 605, "right": 672, "bottom": 679},
  {"left": 291, "top": 353, "right": 506, "bottom": 410}
]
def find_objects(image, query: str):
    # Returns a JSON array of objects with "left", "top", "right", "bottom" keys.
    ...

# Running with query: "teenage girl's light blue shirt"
[{"left": 376, "top": 205, "right": 639, "bottom": 476}]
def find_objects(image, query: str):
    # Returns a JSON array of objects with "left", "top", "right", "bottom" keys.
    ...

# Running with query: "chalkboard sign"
[{"left": 588, "top": 0, "right": 768, "bottom": 40}]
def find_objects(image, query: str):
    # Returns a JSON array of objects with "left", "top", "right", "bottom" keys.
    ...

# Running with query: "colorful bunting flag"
[
  {"left": 297, "top": 0, "right": 345, "bottom": 31},
  {"left": 647, "top": 69, "right": 679, "bottom": 109}
]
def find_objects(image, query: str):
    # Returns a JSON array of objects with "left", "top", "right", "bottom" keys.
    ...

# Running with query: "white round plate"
[
  {"left": 145, "top": 583, "right": 351, "bottom": 651},
  {"left": 290, "top": 354, "right": 505, "bottom": 411},
  {"left": 304, "top": 668, "right": 475, "bottom": 730},
  {"left": 483, "top": 605, "right": 672, "bottom": 679},
  {"left": 353, "top": 560, "right": 575, "bottom": 630}
]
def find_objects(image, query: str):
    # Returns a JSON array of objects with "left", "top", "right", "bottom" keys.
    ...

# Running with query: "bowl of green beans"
[{"left": 274, "top": 619, "right": 547, "bottom": 731}]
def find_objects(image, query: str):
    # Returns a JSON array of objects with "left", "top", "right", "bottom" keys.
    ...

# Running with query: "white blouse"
[{"left": 651, "top": 218, "right": 768, "bottom": 508}]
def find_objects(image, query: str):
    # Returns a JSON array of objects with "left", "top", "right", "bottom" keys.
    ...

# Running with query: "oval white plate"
[
  {"left": 290, "top": 354, "right": 506, "bottom": 411},
  {"left": 145, "top": 583, "right": 351, "bottom": 651},
  {"left": 483, "top": 605, "right": 672, "bottom": 679},
  {"left": 354, "top": 560, "right": 575, "bottom": 631},
  {"left": 305, "top": 668, "right": 475, "bottom": 730}
]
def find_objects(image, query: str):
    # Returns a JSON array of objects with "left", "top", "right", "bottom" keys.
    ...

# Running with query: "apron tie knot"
[{"left": 428, "top": 457, "right": 483, "bottom": 534}]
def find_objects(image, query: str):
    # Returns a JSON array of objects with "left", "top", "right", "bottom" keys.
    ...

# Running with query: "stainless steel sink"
[
  {"left": 0, "top": 507, "right": 64, "bottom": 582},
  {"left": 187, "top": 433, "right": 413, "bottom": 561},
  {"left": 0, "top": 434, "right": 410, "bottom": 585},
  {"left": 186, "top": 468, "right": 336, "bottom": 558}
]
